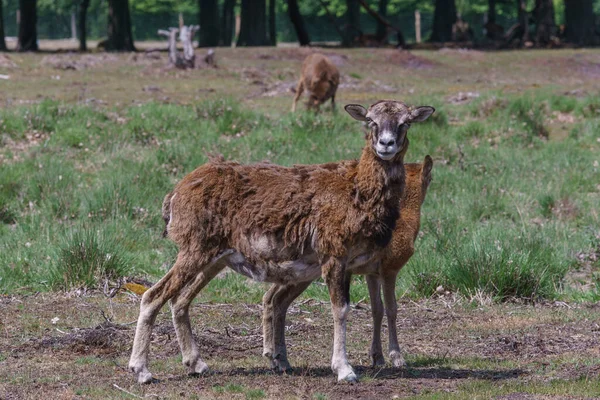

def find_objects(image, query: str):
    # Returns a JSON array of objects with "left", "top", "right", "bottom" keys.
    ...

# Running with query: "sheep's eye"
[
  {"left": 397, "top": 123, "right": 409, "bottom": 132},
  {"left": 365, "top": 117, "right": 373, "bottom": 123}
]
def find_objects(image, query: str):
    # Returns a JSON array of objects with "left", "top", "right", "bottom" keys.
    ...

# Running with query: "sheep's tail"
[{"left": 161, "top": 192, "right": 175, "bottom": 238}]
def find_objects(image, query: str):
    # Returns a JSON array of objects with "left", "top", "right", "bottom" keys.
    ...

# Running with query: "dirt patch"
[
  {"left": 0, "top": 54, "right": 18, "bottom": 68},
  {"left": 531, "top": 54, "right": 600, "bottom": 79},
  {"left": 256, "top": 48, "right": 349, "bottom": 67},
  {"left": 0, "top": 131, "right": 50, "bottom": 164},
  {"left": 447, "top": 91, "right": 480, "bottom": 104},
  {"left": 383, "top": 49, "right": 436, "bottom": 69},
  {"left": 438, "top": 47, "right": 486, "bottom": 60},
  {"left": 551, "top": 198, "right": 578, "bottom": 220},
  {"left": 2, "top": 294, "right": 599, "bottom": 399},
  {"left": 32, "top": 321, "right": 131, "bottom": 355},
  {"left": 339, "top": 74, "right": 398, "bottom": 92},
  {"left": 41, "top": 54, "right": 120, "bottom": 70}
]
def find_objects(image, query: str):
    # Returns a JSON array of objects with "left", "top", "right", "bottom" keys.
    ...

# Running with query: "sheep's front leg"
[
  {"left": 291, "top": 80, "right": 304, "bottom": 112},
  {"left": 170, "top": 258, "right": 225, "bottom": 376},
  {"left": 381, "top": 272, "right": 406, "bottom": 368},
  {"left": 262, "top": 284, "right": 279, "bottom": 366},
  {"left": 323, "top": 258, "right": 357, "bottom": 383},
  {"left": 366, "top": 274, "right": 385, "bottom": 367},
  {"left": 270, "top": 281, "right": 312, "bottom": 372}
]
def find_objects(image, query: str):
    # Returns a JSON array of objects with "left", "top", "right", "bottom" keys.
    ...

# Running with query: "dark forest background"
[{"left": 0, "top": 0, "right": 599, "bottom": 52}]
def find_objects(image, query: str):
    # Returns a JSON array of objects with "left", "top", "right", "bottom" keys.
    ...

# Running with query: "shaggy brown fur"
[
  {"left": 292, "top": 53, "right": 340, "bottom": 112},
  {"left": 128, "top": 100, "right": 435, "bottom": 384},
  {"left": 262, "top": 156, "right": 433, "bottom": 372}
]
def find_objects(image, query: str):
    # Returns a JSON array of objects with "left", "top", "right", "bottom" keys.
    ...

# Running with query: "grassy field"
[{"left": 1, "top": 46, "right": 600, "bottom": 398}]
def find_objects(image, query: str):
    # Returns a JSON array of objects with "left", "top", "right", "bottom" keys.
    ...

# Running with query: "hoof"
[
  {"left": 135, "top": 369, "right": 153, "bottom": 384},
  {"left": 191, "top": 361, "right": 209, "bottom": 375},
  {"left": 263, "top": 346, "right": 273, "bottom": 359},
  {"left": 371, "top": 353, "right": 385, "bottom": 367},
  {"left": 390, "top": 351, "right": 406, "bottom": 368},
  {"left": 334, "top": 363, "right": 358, "bottom": 383},
  {"left": 338, "top": 371, "right": 358, "bottom": 383},
  {"left": 272, "top": 354, "right": 293, "bottom": 374}
]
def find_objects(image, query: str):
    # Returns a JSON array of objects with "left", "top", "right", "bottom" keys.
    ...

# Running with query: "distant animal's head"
[
  {"left": 309, "top": 71, "right": 339, "bottom": 108},
  {"left": 345, "top": 100, "right": 435, "bottom": 161}
]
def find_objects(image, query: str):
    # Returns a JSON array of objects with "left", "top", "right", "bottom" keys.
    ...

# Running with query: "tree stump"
[{"left": 158, "top": 24, "right": 199, "bottom": 69}]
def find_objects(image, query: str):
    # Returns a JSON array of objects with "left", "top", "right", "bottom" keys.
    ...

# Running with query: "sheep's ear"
[
  {"left": 410, "top": 106, "right": 435, "bottom": 122},
  {"left": 422, "top": 155, "right": 433, "bottom": 178},
  {"left": 345, "top": 104, "right": 368, "bottom": 121}
]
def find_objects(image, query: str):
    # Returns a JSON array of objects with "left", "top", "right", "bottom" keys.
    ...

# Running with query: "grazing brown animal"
[
  {"left": 291, "top": 53, "right": 340, "bottom": 113},
  {"left": 262, "top": 156, "right": 433, "bottom": 372},
  {"left": 128, "top": 100, "right": 434, "bottom": 383}
]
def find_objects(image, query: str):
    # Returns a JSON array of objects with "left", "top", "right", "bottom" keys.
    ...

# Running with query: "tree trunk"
[
  {"left": 106, "top": 0, "right": 136, "bottom": 51},
  {"left": 220, "top": 0, "right": 235, "bottom": 46},
  {"left": 357, "top": 0, "right": 405, "bottom": 47},
  {"left": 78, "top": 0, "right": 90, "bottom": 51},
  {"left": 375, "top": 0, "right": 388, "bottom": 42},
  {"left": 488, "top": 0, "right": 496, "bottom": 24},
  {"left": 268, "top": 0, "right": 276, "bottom": 45},
  {"left": 17, "top": 0, "right": 38, "bottom": 51},
  {"left": 564, "top": 0, "right": 597, "bottom": 45},
  {"left": 516, "top": 0, "right": 529, "bottom": 43},
  {"left": 343, "top": 0, "right": 361, "bottom": 46},
  {"left": 430, "top": 0, "right": 456, "bottom": 42},
  {"left": 533, "top": 0, "right": 555, "bottom": 46},
  {"left": 237, "top": 0, "right": 269, "bottom": 46},
  {"left": 287, "top": 0, "right": 310, "bottom": 46},
  {"left": 199, "top": 0, "right": 219, "bottom": 47},
  {"left": 0, "top": 0, "right": 7, "bottom": 51}
]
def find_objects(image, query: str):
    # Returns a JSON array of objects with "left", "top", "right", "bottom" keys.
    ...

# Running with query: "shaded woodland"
[{"left": 0, "top": 0, "right": 598, "bottom": 50}]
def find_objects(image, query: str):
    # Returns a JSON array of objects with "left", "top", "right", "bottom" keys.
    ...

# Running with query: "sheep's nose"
[{"left": 378, "top": 138, "right": 395, "bottom": 147}]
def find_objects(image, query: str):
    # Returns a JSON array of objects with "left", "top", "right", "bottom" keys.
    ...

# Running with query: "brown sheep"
[
  {"left": 262, "top": 156, "right": 433, "bottom": 372},
  {"left": 128, "top": 100, "right": 434, "bottom": 383},
  {"left": 291, "top": 53, "right": 340, "bottom": 112}
]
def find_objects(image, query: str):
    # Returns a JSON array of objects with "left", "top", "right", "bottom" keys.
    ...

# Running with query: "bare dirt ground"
[{"left": 1, "top": 292, "right": 599, "bottom": 399}]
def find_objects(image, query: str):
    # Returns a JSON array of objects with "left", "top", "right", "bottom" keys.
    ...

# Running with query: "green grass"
[
  {"left": 0, "top": 88, "right": 599, "bottom": 302},
  {"left": 410, "top": 376, "right": 600, "bottom": 399}
]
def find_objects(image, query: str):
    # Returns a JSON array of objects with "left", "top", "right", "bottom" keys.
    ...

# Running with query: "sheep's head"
[{"left": 345, "top": 100, "right": 435, "bottom": 161}]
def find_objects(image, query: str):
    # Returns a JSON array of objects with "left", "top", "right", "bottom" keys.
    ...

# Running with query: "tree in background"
[
  {"left": 533, "top": 0, "right": 555, "bottom": 45},
  {"left": 268, "top": 0, "right": 276, "bottom": 45},
  {"left": 564, "top": 0, "right": 598, "bottom": 45},
  {"left": 237, "top": 0, "right": 269, "bottom": 46},
  {"left": 516, "top": 0, "right": 529, "bottom": 43},
  {"left": 288, "top": 0, "right": 310, "bottom": 46},
  {"left": 17, "top": 0, "right": 38, "bottom": 51},
  {"left": 106, "top": 0, "right": 135, "bottom": 51},
  {"left": 198, "top": 0, "right": 219, "bottom": 46},
  {"left": 375, "top": 0, "right": 388, "bottom": 42},
  {"left": 430, "top": 0, "right": 457, "bottom": 42},
  {"left": 0, "top": 0, "right": 6, "bottom": 51},
  {"left": 78, "top": 0, "right": 90, "bottom": 51},
  {"left": 343, "top": 0, "right": 361, "bottom": 46},
  {"left": 220, "top": 0, "right": 235, "bottom": 46}
]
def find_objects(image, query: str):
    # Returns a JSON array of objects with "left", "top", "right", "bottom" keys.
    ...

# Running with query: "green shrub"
[{"left": 49, "top": 228, "right": 131, "bottom": 290}]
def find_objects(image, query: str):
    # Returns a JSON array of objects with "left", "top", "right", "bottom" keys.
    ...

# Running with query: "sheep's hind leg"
[
  {"left": 323, "top": 258, "right": 357, "bottom": 383},
  {"left": 129, "top": 256, "right": 192, "bottom": 383},
  {"left": 170, "top": 256, "right": 227, "bottom": 376},
  {"left": 366, "top": 275, "right": 385, "bottom": 367},
  {"left": 382, "top": 272, "right": 406, "bottom": 368},
  {"left": 270, "top": 281, "right": 312, "bottom": 373}
]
